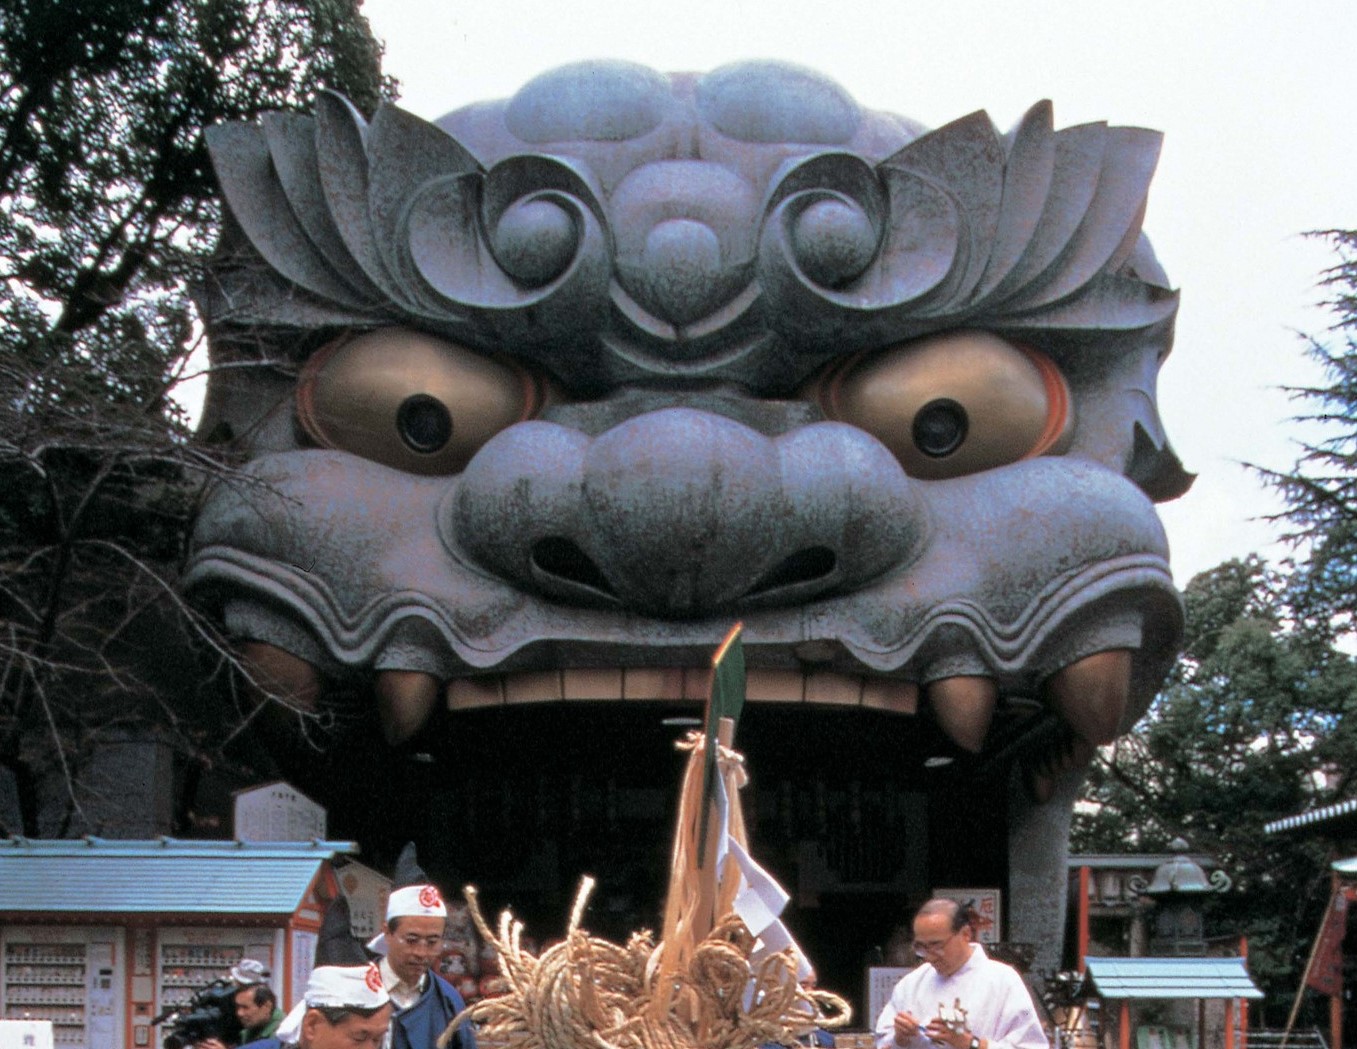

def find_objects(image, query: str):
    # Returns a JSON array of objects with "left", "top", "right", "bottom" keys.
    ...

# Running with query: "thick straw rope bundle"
[
  {"left": 440, "top": 733, "right": 850, "bottom": 1049},
  {"left": 441, "top": 881, "right": 850, "bottom": 1049}
]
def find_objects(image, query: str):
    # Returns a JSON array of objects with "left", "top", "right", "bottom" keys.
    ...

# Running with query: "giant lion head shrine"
[{"left": 6, "top": 59, "right": 1200, "bottom": 1046}]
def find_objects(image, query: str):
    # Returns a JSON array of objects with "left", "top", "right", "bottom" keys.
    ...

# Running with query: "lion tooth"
[
  {"left": 1045, "top": 649, "right": 1131, "bottom": 745},
  {"left": 925, "top": 676, "right": 996, "bottom": 753},
  {"left": 376, "top": 670, "right": 440, "bottom": 745},
  {"left": 238, "top": 641, "right": 320, "bottom": 712}
]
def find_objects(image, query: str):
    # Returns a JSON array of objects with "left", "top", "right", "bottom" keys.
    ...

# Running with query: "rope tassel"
[{"left": 439, "top": 626, "right": 851, "bottom": 1049}]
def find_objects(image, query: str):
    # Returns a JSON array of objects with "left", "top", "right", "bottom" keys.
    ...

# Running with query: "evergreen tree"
[
  {"left": 0, "top": 0, "right": 393, "bottom": 835},
  {"left": 1073, "top": 557, "right": 1356, "bottom": 1018},
  {"left": 1076, "top": 238, "right": 1357, "bottom": 1017},
  {"left": 1256, "top": 229, "right": 1357, "bottom": 642}
]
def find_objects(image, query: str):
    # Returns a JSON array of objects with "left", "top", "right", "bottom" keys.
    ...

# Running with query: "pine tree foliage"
[
  {"left": 1256, "top": 230, "right": 1357, "bottom": 641},
  {"left": 1076, "top": 234, "right": 1357, "bottom": 1017},
  {"left": 0, "top": 0, "right": 392, "bottom": 836}
]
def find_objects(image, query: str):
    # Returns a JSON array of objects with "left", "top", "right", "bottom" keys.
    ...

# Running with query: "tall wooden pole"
[{"left": 1283, "top": 883, "right": 1339, "bottom": 1048}]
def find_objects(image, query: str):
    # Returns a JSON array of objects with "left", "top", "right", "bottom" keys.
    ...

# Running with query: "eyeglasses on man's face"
[{"left": 912, "top": 929, "right": 962, "bottom": 958}]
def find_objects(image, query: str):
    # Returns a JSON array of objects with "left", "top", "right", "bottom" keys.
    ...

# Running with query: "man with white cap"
[
  {"left": 367, "top": 845, "right": 474, "bottom": 1049},
  {"left": 245, "top": 964, "right": 390, "bottom": 1049}
]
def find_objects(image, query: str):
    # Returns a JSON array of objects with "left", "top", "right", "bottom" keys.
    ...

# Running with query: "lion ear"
[
  {"left": 364, "top": 101, "right": 481, "bottom": 302},
  {"left": 888, "top": 103, "right": 1166, "bottom": 324},
  {"left": 205, "top": 92, "right": 612, "bottom": 351},
  {"left": 759, "top": 102, "right": 1176, "bottom": 354},
  {"left": 206, "top": 92, "right": 486, "bottom": 330},
  {"left": 881, "top": 108, "right": 1006, "bottom": 306}
]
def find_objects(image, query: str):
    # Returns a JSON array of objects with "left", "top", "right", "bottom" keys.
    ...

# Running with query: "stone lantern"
[{"left": 1129, "top": 838, "right": 1231, "bottom": 956}]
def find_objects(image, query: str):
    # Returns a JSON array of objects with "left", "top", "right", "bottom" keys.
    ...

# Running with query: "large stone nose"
[{"left": 451, "top": 408, "right": 923, "bottom": 618}]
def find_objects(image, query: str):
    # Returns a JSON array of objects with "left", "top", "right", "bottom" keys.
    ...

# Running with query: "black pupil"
[
  {"left": 397, "top": 394, "right": 453, "bottom": 453},
  {"left": 912, "top": 398, "right": 968, "bottom": 458}
]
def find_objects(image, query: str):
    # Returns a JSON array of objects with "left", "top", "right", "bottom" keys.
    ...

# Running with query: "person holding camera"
[
  {"left": 190, "top": 959, "right": 282, "bottom": 1049},
  {"left": 873, "top": 898, "right": 1047, "bottom": 1049},
  {"left": 235, "top": 984, "right": 284, "bottom": 1044}
]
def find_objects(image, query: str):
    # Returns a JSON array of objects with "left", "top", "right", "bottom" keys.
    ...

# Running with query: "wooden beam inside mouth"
[{"left": 448, "top": 668, "right": 918, "bottom": 714}]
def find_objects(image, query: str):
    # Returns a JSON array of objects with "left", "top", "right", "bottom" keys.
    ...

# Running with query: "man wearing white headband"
[
  {"left": 246, "top": 964, "right": 390, "bottom": 1049},
  {"left": 368, "top": 881, "right": 474, "bottom": 1049}
]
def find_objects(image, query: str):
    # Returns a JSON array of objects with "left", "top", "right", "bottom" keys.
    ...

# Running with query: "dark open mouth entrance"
[{"left": 284, "top": 702, "right": 1013, "bottom": 1018}]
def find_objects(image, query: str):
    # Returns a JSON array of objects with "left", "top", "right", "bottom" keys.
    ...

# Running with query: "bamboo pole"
[{"left": 1281, "top": 883, "right": 1339, "bottom": 1049}]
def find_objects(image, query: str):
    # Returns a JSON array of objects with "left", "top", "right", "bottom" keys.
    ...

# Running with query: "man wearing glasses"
[
  {"left": 367, "top": 880, "right": 475, "bottom": 1049},
  {"left": 873, "top": 898, "right": 1047, "bottom": 1049}
]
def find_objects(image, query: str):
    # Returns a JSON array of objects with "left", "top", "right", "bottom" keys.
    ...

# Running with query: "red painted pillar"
[
  {"left": 1337, "top": 887, "right": 1357, "bottom": 1049},
  {"left": 1078, "top": 865, "right": 1091, "bottom": 972},
  {"left": 1333, "top": 872, "right": 1345, "bottom": 1049},
  {"left": 1224, "top": 999, "right": 1234, "bottom": 1049},
  {"left": 1120, "top": 1001, "right": 1131, "bottom": 1049}
]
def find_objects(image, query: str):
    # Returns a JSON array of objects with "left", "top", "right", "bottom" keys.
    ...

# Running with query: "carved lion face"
[{"left": 189, "top": 60, "right": 1188, "bottom": 966}]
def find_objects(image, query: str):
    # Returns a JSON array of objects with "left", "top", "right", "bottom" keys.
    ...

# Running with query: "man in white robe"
[{"left": 874, "top": 898, "right": 1048, "bottom": 1049}]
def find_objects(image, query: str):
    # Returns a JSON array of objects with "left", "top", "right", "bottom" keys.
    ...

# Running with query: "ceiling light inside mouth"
[
  {"left": 923, "top": 755, "right": 954, "bottom": 769},
  {"left": 661, "top": 717, "right": 704, "bottom": 727}
]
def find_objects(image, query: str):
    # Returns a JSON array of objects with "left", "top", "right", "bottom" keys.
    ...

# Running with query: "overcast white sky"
[{"left": 357, "top": 0, "right": 1357, "bottom": 585}]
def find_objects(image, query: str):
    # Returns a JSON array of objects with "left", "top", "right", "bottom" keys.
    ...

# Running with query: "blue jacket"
[
  {"left": 760, "top": 1030, "right": 835, "bottom": 1048},
  {"left": 237, "top": 973, "right": 474, "bottom": 1049},
  {"left": 392, "top": 971, "right": 475, "bottom": 1049}
]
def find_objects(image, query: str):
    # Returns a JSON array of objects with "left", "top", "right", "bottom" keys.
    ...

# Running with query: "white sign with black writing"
[
  {"left": 865, "top": 966, "right": 913, "bottom": 1032},
  {"left": 336, "top": 860, "right": 393, "bottom": 940},
  {"left": 234, "top": 781, "right": 326, "bottom": 842}
]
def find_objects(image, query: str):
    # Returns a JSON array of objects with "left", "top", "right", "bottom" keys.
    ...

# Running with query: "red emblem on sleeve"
[
  {"left": 365, "top": 963, "right": 383, "bottom": 993},
  {"left": 418, "top": 884, "right": 442, "bottom": 909}
]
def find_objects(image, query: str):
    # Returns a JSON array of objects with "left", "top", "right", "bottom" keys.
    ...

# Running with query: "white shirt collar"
[
  {"left": 378, "top": 956, "right": 426, "bottom": 1008},
  {"left": 934, "top": 940, "right": 986, "bottom": 979}
]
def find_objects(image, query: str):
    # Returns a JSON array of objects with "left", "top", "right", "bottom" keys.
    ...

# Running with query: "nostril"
[
  {"left": 531, "top": 537, "right": 616, "bottom": 597},
  {"left": 747, "top": 546, "right": 837, "bottom": 597}
]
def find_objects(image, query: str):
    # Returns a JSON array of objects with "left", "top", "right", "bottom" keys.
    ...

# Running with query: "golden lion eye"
[
  {"left": 808, "top": 330, "right": 1072, "bottom": 480},
  {"left": 296, "top": 328, "right": 548, "bottom": 475}
]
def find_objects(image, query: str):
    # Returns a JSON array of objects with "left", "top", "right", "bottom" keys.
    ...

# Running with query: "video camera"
[{"left": 152, "top": 978, "right": 243, "bottom": 1049}]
